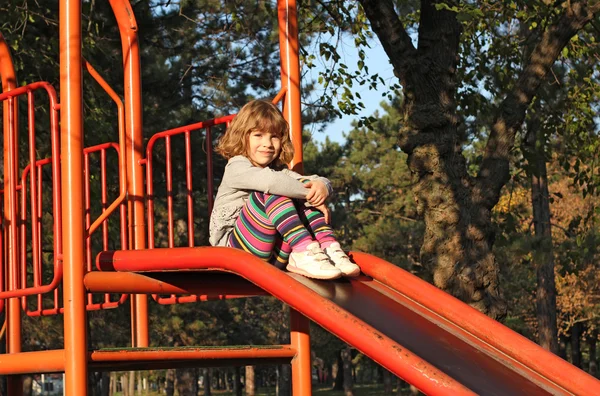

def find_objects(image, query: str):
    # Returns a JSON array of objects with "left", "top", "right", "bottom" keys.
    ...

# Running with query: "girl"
[{"left": 209, "top": 100, "right": 360, "bottom": 280}]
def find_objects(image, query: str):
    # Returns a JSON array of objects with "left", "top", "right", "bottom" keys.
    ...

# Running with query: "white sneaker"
[
  {"left": 287, "top": 242, "right": 342, "bottom": 280},
  {"left": 324, "top": 242, "right": 361, "bottom": 277}
]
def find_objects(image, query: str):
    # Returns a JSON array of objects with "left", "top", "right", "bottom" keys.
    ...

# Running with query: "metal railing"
[{"left": 141, "top": 115, "right": 234, "bottom": 304}]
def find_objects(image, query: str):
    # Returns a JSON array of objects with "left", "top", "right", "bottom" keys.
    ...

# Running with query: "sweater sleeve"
[
  {"left": 223, "top": 157, "right": 309, "bottom": 199},
  {"left": 282, "top": 168, "right": 334, "bottom": 198}
]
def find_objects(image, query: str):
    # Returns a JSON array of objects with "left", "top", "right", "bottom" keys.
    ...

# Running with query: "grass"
[{"left": 114, "top": 383, "right": 414, "bottom": 396}]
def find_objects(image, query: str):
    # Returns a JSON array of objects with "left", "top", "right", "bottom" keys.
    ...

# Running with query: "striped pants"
[{"left": 227, "top": 191, "right": 335, "bottom": 268}]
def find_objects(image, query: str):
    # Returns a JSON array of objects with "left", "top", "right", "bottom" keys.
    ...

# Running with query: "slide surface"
[
  {"left": 98, "top": 247, "right": 600, "bottom": 395},
  {"left": 293, "top": 274, "right": 561, "bottom": 395}
]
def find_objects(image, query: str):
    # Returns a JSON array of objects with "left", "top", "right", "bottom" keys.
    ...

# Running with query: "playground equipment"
[{"left": 1, "top": 0, "right": 600, "bottom": 395}]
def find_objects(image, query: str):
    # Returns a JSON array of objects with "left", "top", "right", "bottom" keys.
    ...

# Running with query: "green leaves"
[{"left": 434, "top": 2, "right": 484, "bottom": 24}]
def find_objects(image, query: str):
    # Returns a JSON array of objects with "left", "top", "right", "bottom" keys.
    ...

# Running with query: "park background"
[{"left": 2, "top": 0, "right": 600, "bottom": 395}]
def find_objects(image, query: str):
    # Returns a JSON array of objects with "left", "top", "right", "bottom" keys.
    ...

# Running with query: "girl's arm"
[
  {"left": 282, "top": 168, "right": 334, "bottom": 198},
  {"left": 223, "top": 156, "right": 309, "bottom": 199}
]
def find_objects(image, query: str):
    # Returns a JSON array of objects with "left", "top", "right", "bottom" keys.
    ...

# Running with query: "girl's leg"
[
  {"left": 299, "top": 204, "right": 361, "bottom": 277},
  {"left": 227, "top": 192, "right": 280, "bottom": 261},
  {"left": 300, "top": 206, "right": 336, "bottom": 247},
  {"left": 228, "top": 191, "right": 341, "bottom": 279},
  {"left": 262, "top": 194, "right": 313, "bottom": 249},
  {"left": 271, "top": 238, "right": 292, "bottom": 269}
]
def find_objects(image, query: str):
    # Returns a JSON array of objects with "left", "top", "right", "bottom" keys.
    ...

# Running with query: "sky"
[{"left": 306, "top": 40, "right": 397, "bottom": 144}]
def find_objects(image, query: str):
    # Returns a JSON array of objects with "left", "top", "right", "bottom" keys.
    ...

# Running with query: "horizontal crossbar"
[
  {"left": 84, "top": 271, "right": 268, "bottom": 299},
  {"left": 0, "top": 345, "right": 297, "bottom": 374}
]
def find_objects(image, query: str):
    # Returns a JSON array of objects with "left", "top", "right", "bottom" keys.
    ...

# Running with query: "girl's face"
[{"left": 247, "top": 129, "right": 281, "bottom": 167}]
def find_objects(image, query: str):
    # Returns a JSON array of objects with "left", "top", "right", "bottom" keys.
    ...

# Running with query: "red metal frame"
[
  {"left": 1, "top": 30, "right": 22, "bottom": 396},
  {"left": 0, "top": 60, "right": 128, "bottom": 317},
  {"left": 142, "top": 116, "right": 233, "bottom": 305},
  {"left": 8, "top": 0, "right": 590, "bottom": 395}
]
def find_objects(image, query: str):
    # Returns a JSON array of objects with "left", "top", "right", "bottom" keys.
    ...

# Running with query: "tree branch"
[
  {"left": 358, "top": 0, "right": 417, "bottom": 79},
  {"left": 417, "top": 0, "right": 461, "bottom": 71},
  {"left": 476, "top": 0, "right": 600, "bottom": 209}
]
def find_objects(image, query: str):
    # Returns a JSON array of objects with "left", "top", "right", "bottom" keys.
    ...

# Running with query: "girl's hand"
[
  {"left": 313, "top": 203, "right": 331, "bottom": 224},
  {"left": 305, "top": 181, "right": 329, "bottom": 206}
]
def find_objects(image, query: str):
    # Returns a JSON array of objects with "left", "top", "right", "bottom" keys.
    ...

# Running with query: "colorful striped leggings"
[{"left": 227, "top": 191, "right": 336, "bottom": 268}]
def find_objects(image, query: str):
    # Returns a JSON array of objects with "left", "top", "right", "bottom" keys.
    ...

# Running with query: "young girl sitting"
[{"left": 209, "top": 100, "right": 360, "bottom": 280}]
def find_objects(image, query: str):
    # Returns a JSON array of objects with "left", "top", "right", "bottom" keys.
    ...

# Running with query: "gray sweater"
[{"left": 209, "top": 155, "right": 333, "bottom": 247}]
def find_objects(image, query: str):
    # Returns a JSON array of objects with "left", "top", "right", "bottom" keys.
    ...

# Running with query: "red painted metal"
[
  {"left": 276, "top": 2, "right": 310, "bottom": 390},
  {"left": 351, "top": 251, "right": 600, "bottom": 396},
  {"left": 60, "top": 0, "right": 89, "bottom": 392},
  {"left": 0, "top": 84, "right": 61, "bottom": 302},
  {"left": 83, "top": 143, "right": 128, "bottom": 312},
  {"left": 205, "top": 126, "right": 215, "bottom": 213},
  {"left": 277, "top": 0, "right": 303, "bottom": 173},
  {"left": 108, "top": 0, "right": 149, "bottom": 348},
  {"left": 19, "top": 159, "right": 62, "bottom": 317},
  {"left": 143, "top": 116, "right": 234, "bottom": 305},
  {"left": 82, "top": 59, "right": 128, "bottom": 237},
  {"left": 1, "top": 31, "right": 23, "bottom": 396},
  {"left": 97, "top": 247, "right": 475, "bottom": 395},
  {"left": 0, "top": 188, "right": 4, "bottom": 315},
  {"left": 290, "top": 309, "right": 311, "bottom": 396},
  {"left": 0, "top": 346, "right": 297, "bottom": 375},
  {"left": 84, "top": 271, "right": 268, "bottom": 298}
]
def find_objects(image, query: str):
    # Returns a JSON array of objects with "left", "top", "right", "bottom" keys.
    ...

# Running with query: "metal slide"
[
  {"left": 293, "top": 274, "right": 570, "bottom": 395},
  {"left": 97, "top": 247, "right": 600, "bottom": 395}
]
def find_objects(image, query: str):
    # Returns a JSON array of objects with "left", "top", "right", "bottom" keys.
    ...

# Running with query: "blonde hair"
[{"left": 216, "top": 100, "right": 294, "bottom": 167}]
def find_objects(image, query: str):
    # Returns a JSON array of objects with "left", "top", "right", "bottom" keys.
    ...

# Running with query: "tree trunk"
[
  {"left": 121, "top": 374, "right": 129, "bottom": 396},
  {"left": 128, "top": 371, "right": 135, "bottom": 396},
  {"left": 101, "top": 372, "right": 110, "bottom": 396},
  {"left": 589, "top": 330, "right": 598, "bottom": 377},
  {"left": 137, "top": 371, "right": 142, "bottom": 394},
  {"left": 176, "top": 368, "right": 197, "bottom": 396},
  {"left": 341, "top": 347, "right": 353, "bottom": 396},
  {"left": 276, "top": 365, "right": 291, "bottom": 396},
  {"left": 358, "top": 0, "right": 600, "bottom": 322},
  {"left": 22, "top": 376, "right": 32, "bottom": 396},
  {"left": 233, "top": 367, "right": 243, "bottom": 396},
  {"left": 110, "top": 372, "right": 117, "bottom": 396},
  {"left": 246, "top": 366, "right": 256, "bottom": 396},
  {"left": 332, "top": 350, "right": 344, "bottom": 391},
  {"left": 382, "top": 370, "right": 392, "bottom": 395},
  {"left": 525, "top": 116, "right": 559, "bottom": 354},
  {"left": 395, "top": 377, "right": 405, "bottom": 395},
  {"left": 165, "top": 369, "right": 175, "bottom": 396},
  {"left": 572, "top": 323, "right": 582, "bottom": 368},
  {"left": 358, "top": 0, "right": 506, "bottom": 320},
  {"left": 204, "top": 368, "right": 212, "bottom": 396}
]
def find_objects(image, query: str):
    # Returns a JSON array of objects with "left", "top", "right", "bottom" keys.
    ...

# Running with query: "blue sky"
[{"left": 306, "top": 40, "right": 397, "bottom": 144}]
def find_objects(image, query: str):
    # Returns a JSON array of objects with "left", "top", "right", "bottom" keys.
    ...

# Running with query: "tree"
[{"left": 339, "top": 0, "right": 600, "bottom": 319}]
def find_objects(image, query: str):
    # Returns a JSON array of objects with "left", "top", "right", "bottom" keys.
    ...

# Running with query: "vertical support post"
[
  {"left": 277, "top": 1, "right": 311, "bottom": 392},
  {"left": 109, "top": 0, "right": 148, "bottom": 347},
  {"left": 59, "top": 0, "right": 88, "bottom": 394},
  {"left": 290, "top": 309, "right": 312, "bottom": 396},
  {"left": 1, "top": 32, "right": 23, "bottom": 396},
  {"left": 277, "top": 0, "right": 303, "bottom": 173}
]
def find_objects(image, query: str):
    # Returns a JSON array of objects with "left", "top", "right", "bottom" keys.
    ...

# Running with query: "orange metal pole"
[
  {"left": 60, "top": 0, "right": 88, "bottom": 394},
  {"left": 277, "top": 1, "right": 310, "bottom": 392},
  {"left": 109, "top": 0, "right": 149, "bottom": 348},
  {"left": 290, "top": 310, "right": 312, "bottom": 396},
  {"left": 1, "top": 32, "right": 23, "bottom": 396},
  {"left": 277, "top": 0, "right": 303, "bottom": 173}
]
